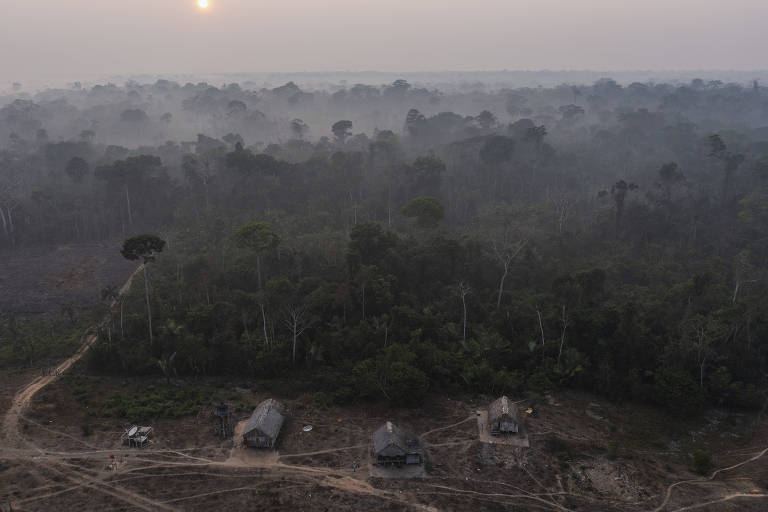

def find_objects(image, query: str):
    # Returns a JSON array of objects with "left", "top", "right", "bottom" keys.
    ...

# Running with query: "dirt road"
[{"left": 2, "top": 265, "right": 141, "bottom": 449}]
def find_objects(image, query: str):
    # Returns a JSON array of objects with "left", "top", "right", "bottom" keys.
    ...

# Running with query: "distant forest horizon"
[{"left": 6, "top": 69, "right": 768, "bottom": 95}]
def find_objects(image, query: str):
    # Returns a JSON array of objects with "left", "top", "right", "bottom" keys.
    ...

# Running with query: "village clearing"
[
  {"left": 0, "top": 260, "right": 767, "bottom": 511},
  {"left": 2, "top": 357, "right": 768, "bottom": 511}
]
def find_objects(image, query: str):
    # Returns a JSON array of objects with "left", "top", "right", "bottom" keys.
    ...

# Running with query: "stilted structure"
[
  {"left": 121, "top": 425, "right": 153, "bottom": 448},
  {"left": 214, "top": 402, "right": 233, "bottom": 438}
]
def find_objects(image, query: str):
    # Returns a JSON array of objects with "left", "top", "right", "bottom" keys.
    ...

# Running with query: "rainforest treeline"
[{"left": 2, "top": 78, "right": 768, "bottom": 410}]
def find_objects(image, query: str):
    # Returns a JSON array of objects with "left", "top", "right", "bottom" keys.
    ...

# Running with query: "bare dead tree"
[
  {"left": 373, "top": 314, "right": 393, "bottom": 347},
  {"left": 260, "top": 303, "right": 270, "bottom": 348},
  {"left": 536, "top": 308, "right": 546, "bottom": 357},
  {"left": 549, "top": 192, "right": 574, "bottom": 235},
  {"left": 283, "top": 305, "right": 312, "bottom": 367},
  {"left": 732, "top": 250, "right": 758, "bottom": 304},
  {"left": 682, "top": 316, "right": 726, "bottom": 389},
  {"left": 492, "top": 237, "right": 528, "bottom": 309}
]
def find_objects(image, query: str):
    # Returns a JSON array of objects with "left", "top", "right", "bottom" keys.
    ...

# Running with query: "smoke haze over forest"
[{"left": 5, "top": 3, "right": 768, "bottom": 511}]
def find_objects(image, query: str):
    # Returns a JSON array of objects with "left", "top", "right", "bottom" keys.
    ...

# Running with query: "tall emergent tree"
[
  {"left": 331, "top": 120, "right": 353, "bottom": 144},
  {"left": 121, "top": 234, "right": 166, "bottom": 344}
]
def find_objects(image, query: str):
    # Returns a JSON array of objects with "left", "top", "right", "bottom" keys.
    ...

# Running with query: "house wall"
[
  {"left": 377, "top": 454, "right": 407, "bottom": 466},
  {"left": 245, "top": 433, "right": 273, "bottom": 448},
  {"left": 490, "top": 416, "right": 519, "bottom": 434},
  {"left": 406, "top": 453, "right": 421, "bottom": 465}
]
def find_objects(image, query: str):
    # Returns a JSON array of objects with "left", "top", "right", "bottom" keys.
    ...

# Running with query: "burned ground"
[{"left": 0, "top": 242, "right": 135, "bottom": 317}]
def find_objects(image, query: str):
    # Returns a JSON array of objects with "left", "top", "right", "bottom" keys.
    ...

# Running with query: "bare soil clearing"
[{"left": 5, "top": 372, "right": 768, "bottom": 511}]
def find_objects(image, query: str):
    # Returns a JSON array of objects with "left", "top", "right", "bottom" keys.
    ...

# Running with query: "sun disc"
[{"left": 198, "top": 0, "right": 209, "bottom": 9}]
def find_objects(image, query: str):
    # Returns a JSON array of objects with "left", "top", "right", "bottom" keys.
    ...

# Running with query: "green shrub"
[
  {"left": 690, "top": 449, "right": 713, "bottom": 475},
  {"left": 312, "top": 392, "right": 332, "bottom": 410},
  {"left": 96, "top": 384, "right": 209, "bottom": 421}
]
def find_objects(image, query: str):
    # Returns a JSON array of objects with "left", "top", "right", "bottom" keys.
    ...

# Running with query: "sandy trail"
[
  {"left": 652, "top": 445, "right": 768, "bottom": 511},
  {"left": 2, "top": 333, "right": 98, "bottom": 449},
  {"left": 2, "top": 265, "right": 141, "bottom": 449}
]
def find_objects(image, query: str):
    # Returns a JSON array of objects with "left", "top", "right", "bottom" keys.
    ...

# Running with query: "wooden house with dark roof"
[
  {"left": 488, "top": 396, "right": 521, "bottom": 435},
  {"left": 373, "top": 421, "right": 422, "bottom": 466},
  {"left": 243, "top": 399, "right": 285, "bottom": 448}
]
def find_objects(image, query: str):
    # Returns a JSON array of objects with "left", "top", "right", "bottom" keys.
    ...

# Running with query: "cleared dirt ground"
[{"left": 2, "top": 363, "right": 768, "bottom": 511}]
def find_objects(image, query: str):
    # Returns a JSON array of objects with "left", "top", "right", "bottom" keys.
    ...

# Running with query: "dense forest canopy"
[{"left": 2, "top": 77, "right": 768, "bottom": 411}]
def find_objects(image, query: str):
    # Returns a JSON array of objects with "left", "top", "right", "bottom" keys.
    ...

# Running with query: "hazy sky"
[{"left": 2, "top": 0, "right": 767, "bottom": 80}]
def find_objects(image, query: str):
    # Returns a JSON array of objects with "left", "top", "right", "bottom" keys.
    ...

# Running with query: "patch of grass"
[
  {"left": 96, "top": 384, "right": 210, "bottom": 421},
  {"left": 312, "top": 392, "right": 332, "bottom": 410}
]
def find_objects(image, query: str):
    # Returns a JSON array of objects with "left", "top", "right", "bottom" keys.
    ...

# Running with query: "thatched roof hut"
[
  {"left": 243, "top": 399, "right": 285, "bottom": 448},
  {"left": 373, "top": 421, "right": 422, "bottom": 466},
  {"left": 488, "top": 396, "right": 521, "bottom": 435}
]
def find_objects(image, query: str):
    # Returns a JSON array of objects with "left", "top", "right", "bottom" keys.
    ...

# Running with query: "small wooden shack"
[
  {"left": 373, "top": 421, "right": 422, "bottom": 466},
  {"left": 243, "top": 399, "right": 285, "bottom": 449},
  {"left": 488, "top": 395, "right": 521, "bottom": 435}
]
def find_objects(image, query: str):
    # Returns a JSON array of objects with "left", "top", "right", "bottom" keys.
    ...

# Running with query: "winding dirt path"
[
  {"left": 652, "top": 445, "right": 768, "bottom": 512},
  {"left": 2, "top": 266, "right": 141, "bottom": 449},
  {"left": 0, "top": 266, "right": 173, "bottom": 511},
  {"left": 419, "top": 415, "right": 474, "bottom": 440},
  {"left": 2, "top": 333, "right": 99, "bottom": 448}
]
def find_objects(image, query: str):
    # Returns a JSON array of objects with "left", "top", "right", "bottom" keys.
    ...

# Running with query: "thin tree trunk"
[
  {"left": 361, "top": 282, "right": 366, "bottom": 319},
  {"left": 125, "top": 188, "right": 133, "bottom": 230},
  {"left": 143, "top": 264, "right": 153, "bottom": 344},
  {"left": 537, "top": 308, "right": 546, "bottom": 359},
  {"left": 462, "top": 295, "right": 468, "bottom": 342},
  {"left": 292, "top": 325, "right": 298, "bottom": 367},
  {"left": 0, "top": 207, "right": 7, "bottom": 237},
  {"left": 459, "top": 282, "right": 470, "bottom": 343},
  {"left": 7, "top": 207, "right": 15, "bottom": 246},
  {"left": 261, "top": 303, "right": 269, "bottom": 347},
  {"left": 557, "top": 305, "right": 568, "bottom": 370},
  {"left": 7, "top": 207, "right": 14, "bottom": 234},
  {"left": 496, "top": 261, "right": 509, "bottom": 309}
]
